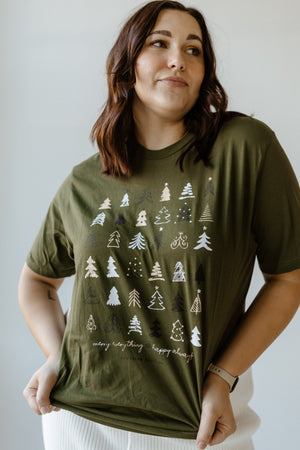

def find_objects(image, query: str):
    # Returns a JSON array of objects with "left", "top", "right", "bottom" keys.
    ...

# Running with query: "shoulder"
[
  {"left": 53, "top": 152, "right": 101, "bottom": 204},
  {"left": 217, "top": 113, "right": 276, "bottom": 148},
  {"left": 71, "top": 152, "right": 102, "bottom": 179}
]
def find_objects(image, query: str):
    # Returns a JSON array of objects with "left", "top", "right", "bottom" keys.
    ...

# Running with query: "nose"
[{"left": 167, "top": 50, "right": 185, "bottom": 71}]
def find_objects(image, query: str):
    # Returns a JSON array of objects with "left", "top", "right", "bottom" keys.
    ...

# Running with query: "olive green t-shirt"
[{"left": 26, "top": 116, "right": 300, "bottom": 438}]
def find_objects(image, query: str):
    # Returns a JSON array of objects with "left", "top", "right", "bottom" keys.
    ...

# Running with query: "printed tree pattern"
[
  {"left": 85, "top": 256, "right": 99, "bottom": 278},
  {"left": 104, "top": 314, "right": 122, "bottom": 334},
  {"left": 148, "top": 286, "right": 165, "bottom": 310},
  {"left": 179, "top": 182, "right": 195, "bottom": 200},
  {"left": 128, "top": 315, "right": 142, "bottom": 335},
  {"left": 86, "top": 287, "right": 99, "bottom": 304},
  {"left": 170, "top": 320, "right": 184, "bottom": 342},
  {"left": 149, "top": 262, "right": 165, "bottom": 281},
  {"left": 154, "top": 206, "right": 171, "bottom": 225},
  {"left": 193, "top": 227, "right": 213, "bottom": 251},
  {"left": 172, "top": 290, "right": 185, "bottom": 312},
  {"left": 99, "top": 198, "right": 111, "bottom": 209},
  {"left": 190, "top": 326, "right": 201, "bottom": 347},
  {"left": 204, "top": 177, "right": 214, "bottom": 196},
  {"left": 126, "top": 257, "right": 143, "bottom": 278},
  {"left": 107, "top": 230, "right": 121, "bottom": 248},
  {"left": 137, "top": 190, "right": 153, "bottom": 205},
  {"left": 129, "top": 289, "right": 141, "bottom": 308},
  {"left": 149, "top": 319, "right": 162, "bottom": 337},
  {"left": 170, "top": 232, "right": 188, "bottom": 250},
  {"left": 120, "top": 193, "right": 129, "bottom": 207},
  {"left": 85, "top": 232, "right": 98, "bottom": 248},
  {"left": 199, "top": 204, "right": 213, "bottom": 222},
  {"left": 155, "top": 227, "right": 164, "bottom": 249},
  {"left": 115, "top": 214, "right": 126, "bottom": 225},
  {"left": 175, "top": 203, "right": 192, "bottom": 223},
  {"left": 136, "top": 210, "right": 147, "bottom": 226},
  {"left": 172, "top": 261, "right": 186, "bottom": 282},
  {"left": 84, "top": 177, "right": 216, "bottom": 356},
  {"left": 128, "top": 232, "right": 146, "bottom": 250},
  {"left": 107, "top": 286, "right": 121, "bottom": 306},
  {"left": 107, "top": 256, "right": 119, "bottom": 278},
  {"left": 91, "top": 212, "right": 105, "bottom": 227},
  {"left": 160, "top": 183, "right": 170, "bottom": 201},
  {"left": 195, "top": 264, "right": 205, "bottom": 284},
  {"left": 190, "top": 289, "right": 202, "bottom": 314},
  {"left": 86, "top": 314, "right": 97, "bottom": 333}
]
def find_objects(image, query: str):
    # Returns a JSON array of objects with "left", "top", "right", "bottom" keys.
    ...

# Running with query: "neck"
[{"left": 133, "top": 107, "right": 186, "bottom": 150}]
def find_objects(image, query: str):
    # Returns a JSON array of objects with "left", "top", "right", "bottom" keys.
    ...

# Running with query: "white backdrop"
[{"left": 0, "top": 1, "right": 299, "bottom": 449}]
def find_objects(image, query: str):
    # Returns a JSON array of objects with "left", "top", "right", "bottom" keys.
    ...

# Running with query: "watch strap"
[{"left": 207, "top": 363, "right": 239, "bottom": 392}]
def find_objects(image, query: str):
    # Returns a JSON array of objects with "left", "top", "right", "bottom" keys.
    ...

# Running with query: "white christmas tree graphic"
[
  {"left": 128, "top": 315, "right": 142, "bottom": 335},
  {"left": 90, "top": 212, "right": 106, "bottom": 227},
  {"left": 86, "top": 314, "right": 97, "bottom": 333},
  {"left": 193, "top": 226, "right": 213, "bottom": 251},
  {"left": 172, "top": 261, "right": 186, "bottom": 282},
  {"left": 154, "top": 206, "right": 171, "bottom": 225},
  {"left": 190, "top": 326, "right": 201, "bottom": 347},
  {"left": 179, "top": 182, "right": 195, "bottom": 200},
  {"left": 107, "top": 230, "right": 121, "bottom": 248},
  {"left": 136, "top": 210, "right": 147, "bottom": 226},
  {"left": 190, "top": 289, "right": 202, "bottom": 314},
  {"left": 120, "top": 192, "right": 129, "bottom": 207},
  {"left": 126, "top": 257, "right": 143, "bottom": 278},
  {"left": 128, "top": 289, "right": 141, "bottom": 308},
  {"left": 170, "top": 320, "right": 184, "bottom": 342},
  {"left": 85, "top": 256, "right": 99, "bottom": 278},
  {"left": 107, "top": 286, "right": 121, "bottom": 306},
  {"left": 99, "top": 198, "right": 111, "bottom": 210},
  {"left": 170, "top": 232, "right": 188, "bottom": 250},
  {"left": 149, "top": 262, "right": 165, "bottom": 281},
  {"left": 128, "top": 232, "right": 146, "bottom": 250},
  {"left": 148, "top": 286, "right": 165, "bottom": 310},
  {"left": 160, "top": 182, "right": 170, "bottom": 201},
  {"left": 199, "top": 204, "right": 213, "bottom": 222},
  {"left": 106, "top": 256, "right": 119, "bottom": 278}
]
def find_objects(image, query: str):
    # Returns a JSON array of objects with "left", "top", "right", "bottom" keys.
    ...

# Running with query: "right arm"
[{"left": 18, "top": 263, "right": 66, "bottom": 415}]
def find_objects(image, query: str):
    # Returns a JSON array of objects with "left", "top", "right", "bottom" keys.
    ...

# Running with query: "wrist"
[{"left": 207, "top": 363, "right": 239, "bottom": 393}]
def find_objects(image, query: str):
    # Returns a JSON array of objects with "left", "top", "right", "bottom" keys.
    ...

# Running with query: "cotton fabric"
[{"left": 27, "top": 116, "right": 300, "bottom": 438}]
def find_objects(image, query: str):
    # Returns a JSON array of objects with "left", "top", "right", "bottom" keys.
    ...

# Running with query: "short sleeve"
[
  {"left": 26, "top": 177, "right": 76, "bottom": 278},
  {"left": 252, "top": 132, "right": 300, "bottom": 274}
]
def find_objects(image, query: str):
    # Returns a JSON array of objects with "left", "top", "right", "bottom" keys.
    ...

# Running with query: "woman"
[{"left": 19, "top": 1, "right": 300, "bottom": 449}]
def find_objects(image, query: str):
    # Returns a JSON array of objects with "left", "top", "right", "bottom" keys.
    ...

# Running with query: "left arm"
[{"left": 197, "top": 268, "right": 300, "bottom": 449}]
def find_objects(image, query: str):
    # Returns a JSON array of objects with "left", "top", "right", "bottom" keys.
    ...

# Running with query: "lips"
[{"left": 159, "top": 76, "right": 188, "bottom": 87}]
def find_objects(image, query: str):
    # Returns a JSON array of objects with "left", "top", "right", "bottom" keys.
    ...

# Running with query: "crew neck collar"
[{"left": 137, "top": 132, "right": 195, "bottom": 160}]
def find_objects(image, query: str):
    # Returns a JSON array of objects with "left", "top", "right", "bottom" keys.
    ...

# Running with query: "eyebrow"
[{"left": 149, "top": 30, "right": 202, "bottom": 44}]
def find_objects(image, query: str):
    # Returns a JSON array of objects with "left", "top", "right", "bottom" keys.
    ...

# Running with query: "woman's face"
[{"left": 133, "top": 9, "right": 205, "bottom": 123}]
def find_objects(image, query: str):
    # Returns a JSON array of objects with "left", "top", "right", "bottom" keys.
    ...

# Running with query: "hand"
[
  {"left": 196, "top": 373, "right": 237, "bottom": 449},
  {"left": 23, "top": 354, "right": 61, "bottom": 415}
]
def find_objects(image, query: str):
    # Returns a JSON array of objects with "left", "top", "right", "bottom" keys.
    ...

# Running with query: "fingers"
[
  {"left": 196, "top": 406, "right": 236, "bottom": 449},
  {"left": 23, "top": 361, "right": 60, "bottom": 415}
]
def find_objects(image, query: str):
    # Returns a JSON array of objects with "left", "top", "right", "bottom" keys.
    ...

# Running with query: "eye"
[
  {"left": 150, "top": 39, "right": 167, "bottom": 48},
  {"left": 186, "top": 47, "right": 201, "bottom": 56}
]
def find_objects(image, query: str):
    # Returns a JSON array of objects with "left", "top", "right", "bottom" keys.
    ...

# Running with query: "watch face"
[{"left": 230, "top": 377, "right": 239, "bottom": 393}]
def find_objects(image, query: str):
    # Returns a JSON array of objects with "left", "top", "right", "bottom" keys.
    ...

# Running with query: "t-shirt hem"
[{"left": 50, "top": 402, "right": 198, "bottom": 439}]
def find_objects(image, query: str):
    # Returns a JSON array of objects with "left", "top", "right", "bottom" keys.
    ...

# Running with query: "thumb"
[{"left": 196, "top": 407, "right": 216, "bottom": 449}]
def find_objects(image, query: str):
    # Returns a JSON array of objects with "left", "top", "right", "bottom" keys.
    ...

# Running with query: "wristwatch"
[{"left": 207, "top": 363, "right": 239, "bottom": 393}]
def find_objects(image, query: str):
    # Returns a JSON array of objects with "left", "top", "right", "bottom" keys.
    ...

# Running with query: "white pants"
[{"left": 42, "top": 370, "right": 260, "bottom": 450}]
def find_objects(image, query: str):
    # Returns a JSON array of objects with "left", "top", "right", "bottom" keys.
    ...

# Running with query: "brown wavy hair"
[{"left": 90, "top": 1, "right": 235, "bottom": 177}]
